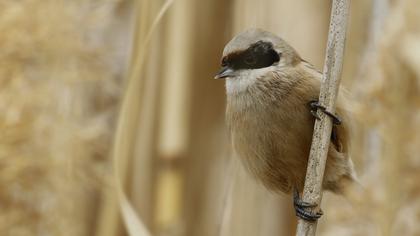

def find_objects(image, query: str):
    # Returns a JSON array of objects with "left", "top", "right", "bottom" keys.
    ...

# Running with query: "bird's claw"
[
  {"left": 293, "top": 189, "right": 323, "bottom": 222},
  {"left": 308, "top": 100, "right": 342, "bottom": 125}
]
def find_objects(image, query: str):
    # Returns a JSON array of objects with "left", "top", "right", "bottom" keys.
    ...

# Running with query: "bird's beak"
[{"left": 214, "top": 66, "right": 235, "bottom": 79}]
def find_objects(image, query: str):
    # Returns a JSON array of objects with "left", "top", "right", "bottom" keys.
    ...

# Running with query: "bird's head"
[{"left": 215, "top": 28, "right": 301, "bottom": 81}]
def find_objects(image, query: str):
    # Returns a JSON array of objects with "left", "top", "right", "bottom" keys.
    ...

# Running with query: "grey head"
[{"left": 215, "top": 28, "right": 301, "bottom": 79}]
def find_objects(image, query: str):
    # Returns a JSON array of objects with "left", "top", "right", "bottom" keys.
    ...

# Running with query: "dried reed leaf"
[{"left": 111, "top": 0, "right": 174, "bottom": 235}]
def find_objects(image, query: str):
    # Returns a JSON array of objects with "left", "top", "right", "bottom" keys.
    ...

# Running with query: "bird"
[{"left": 215, "top": 28, "right": 357, "bottom": 221}]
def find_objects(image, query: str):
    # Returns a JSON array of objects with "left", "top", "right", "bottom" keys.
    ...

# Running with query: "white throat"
[{"left": 225, "top": 67, "right": 273, "bottom": 95}]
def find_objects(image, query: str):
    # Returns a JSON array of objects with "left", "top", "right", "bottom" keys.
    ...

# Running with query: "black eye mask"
[{"left": 222, "top": 41, "right": 280, "bottom": 70}]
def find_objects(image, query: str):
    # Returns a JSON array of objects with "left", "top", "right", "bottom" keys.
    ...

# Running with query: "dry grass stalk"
[
  {"left": 319, "top": 0, "right": 420, "bottom": 235},
  {"left": 296, "top": 0, "right": 350, "bottom": 235},
  {"left": 100, "top": 0, "right": 174, "bottom": 235}
]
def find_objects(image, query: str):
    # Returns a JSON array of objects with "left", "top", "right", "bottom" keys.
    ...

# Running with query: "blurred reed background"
[{"left": 0, "top": 0, "right": 419, "bottom": 236}]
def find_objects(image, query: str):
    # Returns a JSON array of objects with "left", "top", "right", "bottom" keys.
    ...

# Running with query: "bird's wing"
[
  {"left": 332, "top": 94, "right": 352, "bottom": 153},
  {"left": 299, "top": 59, "right": 352, "bottom": 154}
]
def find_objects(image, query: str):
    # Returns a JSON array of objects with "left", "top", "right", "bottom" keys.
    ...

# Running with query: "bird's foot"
[
  {"left": 293, "top": 189, "right": 323, "bottom": 222},
  {"left": 308, "top": 100, "right": 342, "bottom": 125}
]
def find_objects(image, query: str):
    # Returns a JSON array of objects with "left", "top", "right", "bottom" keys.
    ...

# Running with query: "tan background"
[{"left": 0, "top": 0, "right": 419, "bottom": 236}]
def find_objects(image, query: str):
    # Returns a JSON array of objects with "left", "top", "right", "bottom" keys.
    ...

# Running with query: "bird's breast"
[{"left": 225, "top": 84, "right": 315, "bottom": 192}]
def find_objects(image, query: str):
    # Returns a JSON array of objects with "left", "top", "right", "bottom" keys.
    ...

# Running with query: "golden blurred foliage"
[{"left": 0, "top": 0, "right": 419, "bottom": 236}]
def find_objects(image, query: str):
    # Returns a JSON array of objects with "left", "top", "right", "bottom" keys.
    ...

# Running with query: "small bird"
[{"left": 215, "top": 28, "right": 357, "bottom": 221}]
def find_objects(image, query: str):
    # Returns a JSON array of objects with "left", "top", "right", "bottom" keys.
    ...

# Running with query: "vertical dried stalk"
[
  {"left": 95, "top": 1, "right": 174, "bottom": 236},
  {"left": 296, "top": 0, "right": 350, "bottom": 235},
  {"left": 113, "top": 1, "right": 174, "bottom": 235}
]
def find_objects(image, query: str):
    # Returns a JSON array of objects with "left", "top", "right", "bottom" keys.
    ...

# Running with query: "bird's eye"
[
  {"left": 221, "top": 57, "right": 228, "bottom": 67},
  {"left": 244, "top": 55, "right": 256, "bottom": 65}
]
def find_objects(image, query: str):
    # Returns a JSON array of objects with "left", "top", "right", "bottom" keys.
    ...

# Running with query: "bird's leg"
[
  {"left": 293, "top": 188, "right": 323, "bottom": 222},
  {"left": 308, "top": 100, "right": 342, "bottom": 125}
]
